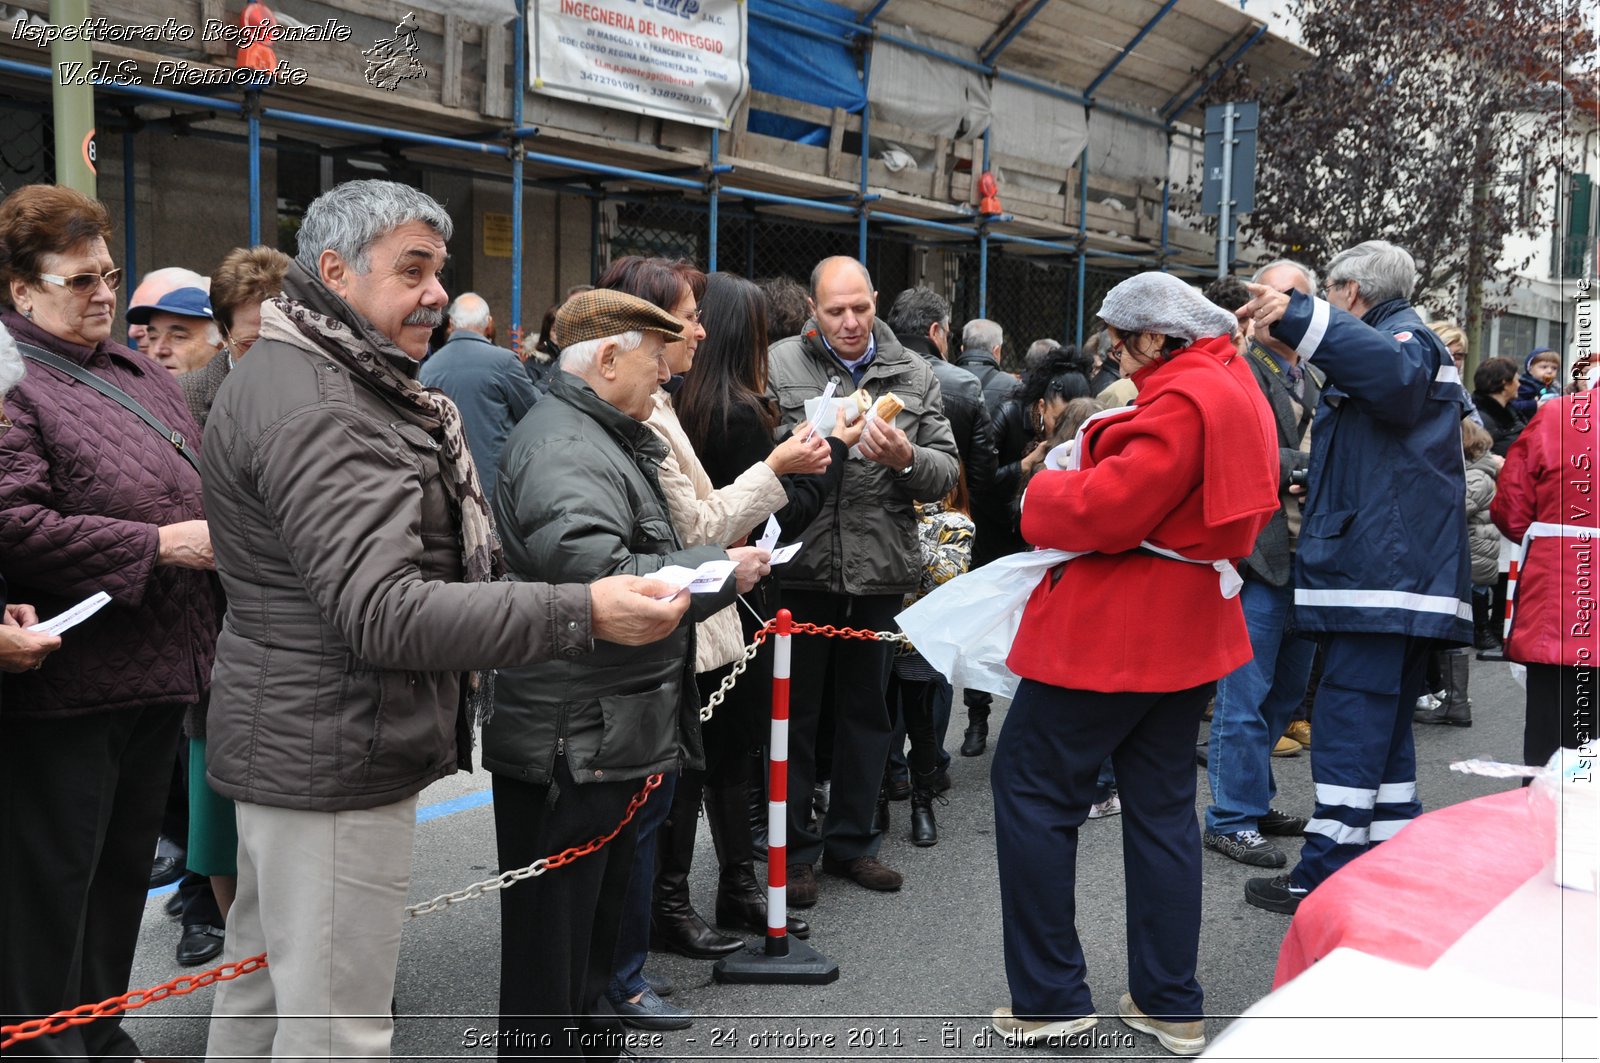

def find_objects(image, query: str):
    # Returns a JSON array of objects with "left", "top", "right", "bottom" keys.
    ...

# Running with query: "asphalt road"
[{"left": 112, "top": 656, "right": 1529, "bottom": 1061}]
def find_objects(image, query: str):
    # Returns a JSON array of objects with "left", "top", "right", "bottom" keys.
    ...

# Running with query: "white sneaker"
[
  {"left": 992, "top": 1006, "right": 1098, "bottom": 1045},
  {"left": 1117, "top": 993, "right": 1206, "bottom": 1056},
  {"left": 1088, "top": 792, "right": 1122, "bottom": 819}
]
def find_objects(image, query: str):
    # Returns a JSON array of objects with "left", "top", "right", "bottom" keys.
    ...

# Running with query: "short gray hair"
[
  {"left": 963, "top": 318, "right": 1003, "bottom": 351},
  {"left": 449, "top": 292, "right": 492, "bottom": 333},
  {"left": 295, "top": 180, "right": 453, "bottom": 275},
  {"left": 1324, "top": 241, "right": 1416, "bottom": 305},
  {"left": 559, "top": 330, "right": 644, "bottom": 373},
  {"left": 1252, "top": 258, "right": 1319, "bottom": 294}
]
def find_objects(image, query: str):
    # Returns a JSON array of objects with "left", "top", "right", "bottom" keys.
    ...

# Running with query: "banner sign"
[{"left": 531, "top": 0, "right": 748, "bottom": 129}]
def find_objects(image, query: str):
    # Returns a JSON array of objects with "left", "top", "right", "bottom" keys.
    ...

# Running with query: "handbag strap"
[{"left": 17, "top": 341, "right": 201, "bottom": 474}]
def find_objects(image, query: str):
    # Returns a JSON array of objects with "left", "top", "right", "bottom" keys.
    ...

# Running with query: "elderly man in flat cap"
[
  {"left": 484, "top": 287, "right": 771, "bottom": 1061},
  {"left": 200, "top": 181, "right": 690, "bottom": 1063}
]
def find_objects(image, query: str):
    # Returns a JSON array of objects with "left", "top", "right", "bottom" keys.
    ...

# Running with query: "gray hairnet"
[{"left": 1096, "top": 272, "right": 1239, "bottom": 344}]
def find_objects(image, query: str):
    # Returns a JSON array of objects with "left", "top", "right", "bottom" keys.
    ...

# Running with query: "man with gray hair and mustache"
[{"left": 199, "top": 180, "right": 692, "bottom": 1060}]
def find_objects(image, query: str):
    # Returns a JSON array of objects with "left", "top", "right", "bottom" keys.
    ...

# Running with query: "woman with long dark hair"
[{"left": 674, "top": 269, "right": 858, "bottom": 917}]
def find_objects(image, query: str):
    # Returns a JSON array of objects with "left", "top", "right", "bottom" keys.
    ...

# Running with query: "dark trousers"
[
  {"left": 606, "top": 770, "right": 674, "bottom": 1003},
  {"left": 992, "top": 678, "right": 1211, "bottom": 1023},
  {"left": 782, "top": 590, "right": 899, "bottom": 865},
  {"left": 1290, "top": 633, "right": 1429, "bottom": 892},
  {"left": 886, "top": 671, "right": 948, "bottom": 779},
  {"left": 1525, "top": 663, "right": 1594, "bottom": 771},
  {"left": 493, "top": 761, "right": 642, "bottom": 1061},
  {"left": 0, "top": 703, "right": 184, "bottom": 1059}
]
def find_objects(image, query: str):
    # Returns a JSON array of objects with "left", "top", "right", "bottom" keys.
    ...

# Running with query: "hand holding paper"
[{"left": 27, "top": 591, "right": 112, "bottom": 637}]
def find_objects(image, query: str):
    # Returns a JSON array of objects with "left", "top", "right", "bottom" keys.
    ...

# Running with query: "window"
[{"left": 1496, "top": 313, "right": 1538, "bottom": 362}]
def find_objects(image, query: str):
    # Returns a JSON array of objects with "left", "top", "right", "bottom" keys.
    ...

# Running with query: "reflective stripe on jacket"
[{"left": 1269, "top": 292, "right": 1472, "bottom": 643}]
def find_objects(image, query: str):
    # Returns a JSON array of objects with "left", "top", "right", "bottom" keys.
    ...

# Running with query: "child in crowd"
[
  {"left": 1511, "top": 348, "right": 1561, "bottom": 421},
  {"left": 890, "top": 473, "right": 976, "bottom": 846}
]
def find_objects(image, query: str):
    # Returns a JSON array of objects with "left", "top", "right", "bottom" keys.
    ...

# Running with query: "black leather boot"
[
  {"left": 909, "top": 772, "right": 943, "bottom": 847},
  {"left": 650, "top": 777, "right": 742, "bottom": 959},
  {"left": 872, "top": 782, "right": 891, "bottom": 834},
  {"left": 704, "top": 779, "right": 810, "bottom": 939},
  {"left": 960, "top": 707, "right": 989, "bottom": 757},
  {"left": 748, "top": 748, "right": 769, "bottom": 859},
  {"left": 1417, "top": 650, "right": 1473, "bottom": 726}
]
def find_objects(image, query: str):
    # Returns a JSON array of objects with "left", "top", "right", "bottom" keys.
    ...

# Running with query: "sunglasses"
[{"left": 38, "top": 268, "right": 123, "bottom": 295}]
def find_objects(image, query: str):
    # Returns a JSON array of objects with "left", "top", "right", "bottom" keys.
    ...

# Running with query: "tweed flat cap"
[{"left": 554, "top": 288, "right": 685, "bottom": 349}]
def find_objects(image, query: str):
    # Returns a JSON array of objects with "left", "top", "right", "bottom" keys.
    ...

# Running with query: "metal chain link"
[
  {"left": 698, "top": 621, "right": 912, "bottom": 723},
  {"left": 699, "top": 627, "right": 769, "bottom": 721},
  {"left": 5, "top": 623, "right": 916, "bottom": 1050},
  {"left": 0, "top": 956, "right": 268, "bottom": 1049},
  {"left": 404, "top": 771, "right": 663, "bottom": 918}
]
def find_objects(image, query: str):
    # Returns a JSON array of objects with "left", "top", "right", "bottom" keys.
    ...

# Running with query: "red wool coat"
[
  {"left": 1007, "top": 335, "right": 1279, "bottom": 694},
  {"left": 1490, "top": 392, "right": 1600, "bottom": 668}
]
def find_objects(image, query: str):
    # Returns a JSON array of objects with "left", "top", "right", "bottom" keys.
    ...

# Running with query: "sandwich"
[{"left": 872, "top": 392, "right": 905, "bottom": 421}]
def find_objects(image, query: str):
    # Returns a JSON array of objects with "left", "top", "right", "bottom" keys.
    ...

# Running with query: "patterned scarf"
[{"left": 269, "top": 265, "right": 505, "bottom": 725}]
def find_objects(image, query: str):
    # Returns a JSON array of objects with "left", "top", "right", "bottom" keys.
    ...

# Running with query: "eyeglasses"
[
  {"left": 679, "top": 308, "right": 701, "bottom": 325},
  {"left": 0, "top": 407, "right": 11, "bottom": 438},
  {"left": 1321, "top": 279, "right": 1347, "bottom": 296},
  {"left": 38, "top": 268, "right": 122, "bottom": 295}
]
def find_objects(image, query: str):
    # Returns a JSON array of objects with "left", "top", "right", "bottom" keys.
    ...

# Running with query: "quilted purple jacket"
[{"left": 0, "top": 309, "right": 217, "bottom": 717}]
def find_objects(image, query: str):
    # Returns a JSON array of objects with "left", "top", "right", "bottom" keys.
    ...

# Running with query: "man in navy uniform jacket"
[{"left": 1235, "top": 240, "right": 1471, "bottom": 915}]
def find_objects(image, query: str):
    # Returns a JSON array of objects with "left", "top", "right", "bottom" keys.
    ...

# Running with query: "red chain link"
[
  {"left": 1, "top": 955, "right": 269, "bottom": 1049},
  {"left": 542, "top": 772, "right": 661, "bottom": 870},
  {"left": 3, "top": 625, "right": 885, "bottom": 1051}
]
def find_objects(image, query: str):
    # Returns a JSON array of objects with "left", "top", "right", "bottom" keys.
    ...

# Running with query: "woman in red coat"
[
  {"left": 1489, "top": 390, "right": 1599, "bottom": 770},
  {"left": 991, "top": 272, "right": 1278, "bottom": 1056}
]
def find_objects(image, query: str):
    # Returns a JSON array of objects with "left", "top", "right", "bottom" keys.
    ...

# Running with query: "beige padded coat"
[{"left": 646, "top": 390, "right": 788, "bottom": 671}]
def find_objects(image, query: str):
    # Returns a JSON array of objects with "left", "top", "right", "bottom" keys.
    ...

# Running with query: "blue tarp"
[{"left": 747, "top": 0, "right": 865, "bottom": 146}]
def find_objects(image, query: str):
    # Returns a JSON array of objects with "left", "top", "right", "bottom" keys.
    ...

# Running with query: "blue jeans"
[
  {"left": 606, "top": 771, "right": 676, "bottom": 1003},
  {"left": 1205, "top": 578, "right": 1316, "bottom": 835}
]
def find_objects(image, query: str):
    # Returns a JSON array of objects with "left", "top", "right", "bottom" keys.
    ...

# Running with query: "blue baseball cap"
[{"left": 127, "top": 286, "right": 213, "bottom": 325}]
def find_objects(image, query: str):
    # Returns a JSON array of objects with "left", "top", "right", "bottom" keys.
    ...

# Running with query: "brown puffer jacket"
[
  {"left": 0, "top": 309, "right": 217, "bottom": 717},
  {"left": 199, "top": 270, "right": 593, "bottom": 813}
]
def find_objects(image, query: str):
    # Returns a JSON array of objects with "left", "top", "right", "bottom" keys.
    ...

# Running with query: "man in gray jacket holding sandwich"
[
  {"left": 767, "top": 256, "right": 960, "bottom": 906},
  {"left": 200, "top": 182, "right": 688, "bottom": 1062}
]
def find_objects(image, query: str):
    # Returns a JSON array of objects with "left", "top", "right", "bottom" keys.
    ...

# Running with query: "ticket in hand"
[
  {"left": 649, "top": 559, "right": 738, "bottom": 599},
  {"left": 769, "top": 542, "right": 803, "bottom": 565},
  {"left": 756, "top": 515, "right": 781, "bottom": 553}
]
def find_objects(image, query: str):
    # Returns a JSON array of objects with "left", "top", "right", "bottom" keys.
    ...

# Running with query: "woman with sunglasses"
[
  {"left": 990, "top": 272, "right": 1278, "bottom": 1055},
  {"left": 0, "top": 184, "right": 217, "bottom": 1060}
]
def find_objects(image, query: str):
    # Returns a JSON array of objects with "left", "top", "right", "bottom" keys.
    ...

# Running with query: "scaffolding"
[{"left": 0, "top": 0, "right": 1271, "bottom": 346}]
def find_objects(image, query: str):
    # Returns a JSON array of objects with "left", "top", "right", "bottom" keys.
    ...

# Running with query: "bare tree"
[{"left": 1208, "top": 0, "right": 1591, "bottom": 352}]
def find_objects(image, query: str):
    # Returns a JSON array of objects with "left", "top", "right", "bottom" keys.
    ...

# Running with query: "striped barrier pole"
[
  {"left": 713, "top": 609, "right": 837, "bottom": 985},
  {"left": 1504, "top": 558, "right": 1519, "bottom": 642},
  {"left": 766, "top": 607, "right": 792, "bottom": 955}
]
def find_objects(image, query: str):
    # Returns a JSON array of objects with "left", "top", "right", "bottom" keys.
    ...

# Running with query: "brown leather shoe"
[
  {"left": 786, "top": 862, "right": 818, "bottom": 908},
  {"left": 821, "top": 854, "right": 903, "bottom": 892}
]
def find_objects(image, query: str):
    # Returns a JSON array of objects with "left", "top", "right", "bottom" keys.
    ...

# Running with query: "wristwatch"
[{"left": 896, "top": 456, "right": 915, "bottom": 477}]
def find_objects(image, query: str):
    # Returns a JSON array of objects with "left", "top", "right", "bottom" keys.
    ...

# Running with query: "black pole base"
[{"left": 712, "top": 937, "right": 840, "bottom": 985}]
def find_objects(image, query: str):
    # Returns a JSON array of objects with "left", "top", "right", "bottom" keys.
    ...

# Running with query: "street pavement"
[{"left": 114, "top": 655, "right": 1528, "bottom": 1061}]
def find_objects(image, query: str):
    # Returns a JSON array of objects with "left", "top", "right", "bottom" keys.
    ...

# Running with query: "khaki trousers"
[{"left": 205, "top": 794, "right": 418, "bottom": 1062}]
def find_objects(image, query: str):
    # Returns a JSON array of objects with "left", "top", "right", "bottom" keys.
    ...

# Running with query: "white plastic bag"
[{"left": 896, "top": 548, "right": 1075, "bottom": 698}]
